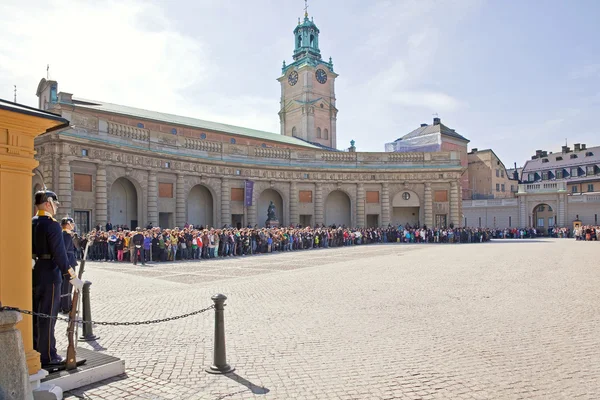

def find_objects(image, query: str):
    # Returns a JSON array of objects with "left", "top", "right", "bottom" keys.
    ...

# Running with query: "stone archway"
[
  {"left": 325, "top": 190, "right": 351, "bottom": 227},
  {"left": 391, "top": 190, "right": 420, "bottom": 227},
  {"left": 533, "top": 203, "right": 555, "bottom": 234},
  {"left": 258, "top": 189, "right": 283, "bottom": 227},
  {"left": 109, "top": 177, "right": 139, "bottom": 228},
  {"left": 187, "top": 184, "right": 214, "bottom": 228}
]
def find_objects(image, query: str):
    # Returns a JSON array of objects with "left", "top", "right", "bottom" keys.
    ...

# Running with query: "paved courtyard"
[{"left": 58, "top": 239, "right": 600, "bottom": 399}]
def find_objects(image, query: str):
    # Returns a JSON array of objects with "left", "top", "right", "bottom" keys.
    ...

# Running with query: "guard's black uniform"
[
  {"left": 60, "top": 227, "right": 77, "bottom": 313},
  {"left": 32, "top": 210, "right": 71, "bottom": 365}
]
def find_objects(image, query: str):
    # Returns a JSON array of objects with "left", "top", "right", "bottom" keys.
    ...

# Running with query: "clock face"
[
  {"left": 288, "top": 71, "right": 298, "bottom": 86},
  {"left": 402, "top": 192, "right": 411, "bottom": 201},
  {"left": 315, "top": 68, "right": 327, "bottom": 84}
]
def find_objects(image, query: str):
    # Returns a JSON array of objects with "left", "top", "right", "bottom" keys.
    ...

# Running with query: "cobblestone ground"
[{"left": 58, "top": 239, "right": 600, "bottom": 399}]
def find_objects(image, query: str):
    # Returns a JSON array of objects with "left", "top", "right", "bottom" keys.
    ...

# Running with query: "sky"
[{"left": 1, "top": 0, "right": 599, "bottom": 167}]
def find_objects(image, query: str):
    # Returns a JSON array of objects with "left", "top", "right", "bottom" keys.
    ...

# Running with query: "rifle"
[{"left": 66, "top": 238, "right": 91, "bottom": 370}]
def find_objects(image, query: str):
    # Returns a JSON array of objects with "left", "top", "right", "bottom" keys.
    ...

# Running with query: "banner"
[{"left": 244, "top": 180, "right": 254, "bottom": 206}]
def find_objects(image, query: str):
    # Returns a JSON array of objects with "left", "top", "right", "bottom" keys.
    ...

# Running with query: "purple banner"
[{"left": 244, "top": 180, "right": 254, "bottom": 206}]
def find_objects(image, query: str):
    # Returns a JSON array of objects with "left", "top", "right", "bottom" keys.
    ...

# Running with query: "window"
[
  {"left": 537, "top": 218, "right": 544, "bottom": 227},
  {"left": 73, "top": 174, "right": 92, "bottom": 192},
  {"left": 478, "top": 217, "right": 481, "bottom": 228},
  {"left": 556, "top": 169, "right": 563, "bottom": 179},
  {"left": 528, "top": 173, "right": 535, "bottom": 181},
  {"left": 501, "top": 170, "right": 504, "bottom": 178},
  {"left": 231, "top": 188, "right": 244, "bottom": 201},
  {"left": 556, "top": 156, "right": 563, "bottom": 161},
  {"left": 200, "top": 133, "right": 207, "bottom": 139},
  {"left": 434, "top": 190, "right": 448, "bottom": 202},
  {"left": 230, "top": 138, "right": 236, "bottom": 144},
  {"left": 509, "top": 216, "right": 512, "bottom": 227},
  {"left": 74, "top": 210, "right": 90, "bottom": 234},
  {"left": 572, "top": 185, "right": 578, "bottom": 193},
  {"left": 324, "top": 129, "right": 329, "bottom": 139},
  {"left": 586, "top": 166, "right": 595, "bottom": 175},
  {"left": 547, "top": 205, "right": 552, "bottom": 212},
  {"left": 570, "top": 154, "right": 578, "bottom": 159},
  {"left": 538, "top": 205, "right": 545, "bottom": 212},
  {"left": 303, "top": 173, "right": 309, "bottom": 179},
  {"left": 542, "top": 158, "right": 549, "bottom": 163},
  {"left": 366, "top": 191, "right": 380, "bottom": 203},
  {"left": 588, "top": 184, "right": 594, "bottom": 192},
  {"left": 501, "top": 184, "right": 505, "bottom": 192},
  {"left": 496, "top": 169, "right": 500, "bottom": 177},
  {"left": 570, "top": 168, "right": 578, "bottom": 177},
  {"left": 317, "top": 127, "right": 322, "bottom": 138},
  {"left": 585, "top": 151, "right": 594, "bottom": 157},
  {"left": 542, "top": 171, "right": 548, "bottom": 180},
  {"left": 261, "top": 143, "right": 267, "bottom": 148},
  {"left": 137, "top": 123, "right": 144, "bottom": 128},
  {"left": 548, "top": 217, "right": 554, "bottom": 226},
  {"left": 299, "top": 190, "right": 313, "bottom": 203},
  {"left": 235, "top": 170, "right": 241, "bottom": 176},
  {"left": 292, "top": 127, "right": 297, "bottom": 137},
  {"left": 171, "top": 128, "right": 177, "bottom": 135},
  {"left": 402, "top": 192, "right": 411, "bottom": 200},
  {"left": 81, "top": 149, "right": 88, "bottom": 157},
  {"left": 164, "top": 162, "right": 170, "bottom": 168},
  {"left": 496, "top": 183, "right": 500, "bottom": 191},
  {"left": 158, "top": 183, "right": 173, "bottom": 198}
]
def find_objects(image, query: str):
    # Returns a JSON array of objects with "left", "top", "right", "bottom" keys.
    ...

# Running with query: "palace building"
[{"left": 32, "top": 10, "right": 464, "bottom": 233}]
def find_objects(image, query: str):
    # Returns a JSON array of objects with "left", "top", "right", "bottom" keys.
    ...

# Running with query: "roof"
[
  {"left": 67, "top": 97, "right": 319, "bottom": 149},
  {"left": 394, "top": 121, "right": 469, "bottom": 143},
  {"left": 0, "top": 98, "right": 69, "bottom": 132},
  {"left": 522, "top": 145, "right": 600, "bottom": 173}
]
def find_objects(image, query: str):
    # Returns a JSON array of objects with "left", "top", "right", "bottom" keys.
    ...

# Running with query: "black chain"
[{"left": 0, "top": 305, "right": 214, "bottom": 326}]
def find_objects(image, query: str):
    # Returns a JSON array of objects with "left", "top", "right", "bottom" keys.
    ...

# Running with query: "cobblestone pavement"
[{"left": 57, "top": 239, "right": 600, "bottom": 399}]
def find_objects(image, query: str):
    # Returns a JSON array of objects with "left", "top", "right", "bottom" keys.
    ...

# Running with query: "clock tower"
[{"left": 278, "top": 9, "right": 338, "bottom": 149}]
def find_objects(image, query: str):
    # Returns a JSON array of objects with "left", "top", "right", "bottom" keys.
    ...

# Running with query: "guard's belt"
[{"left": 32, "top": 254, "right": 52, "bottom": 260}]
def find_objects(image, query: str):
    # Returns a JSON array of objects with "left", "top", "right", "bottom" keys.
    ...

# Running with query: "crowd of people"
[
  {"left": 574, "top": 225, "right": 600, "bottom": 241},
  {"left": 73, "top": 224, "right": 495, "bottom": 263},
  {"left": 489, "top": 227, "right": 572, "bottom": 239}
]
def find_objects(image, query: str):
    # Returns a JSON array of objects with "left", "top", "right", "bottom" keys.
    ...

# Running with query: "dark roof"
[
  {"left": 0, "top": 98, "right": 69, "bottom": 127},
  {"left": 392, "top": 121, "right": 469, "bottom": 143},
  {"left": 522, "top": 145, "right": 600, "bottom": 173}
]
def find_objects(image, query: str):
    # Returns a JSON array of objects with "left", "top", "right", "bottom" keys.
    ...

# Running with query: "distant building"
[
  {"left": 463, "top": 143, "right": 600, "bottom": 231},
  {"left": 385, "top": 117, "right": 470, "bottom": 200},
  {"left": 467, "top": 148, "right": 518, "bottom": 200}
]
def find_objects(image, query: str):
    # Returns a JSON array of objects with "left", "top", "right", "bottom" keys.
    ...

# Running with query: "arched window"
[
  {"left": 137, "top": 122, "right": 144, "bottom": 128},
  {"left": 297, "top": 36, "right": 302, "bottom": 48},
  {"left": 324, "top": 129, "right": 329, "bottom": 139},
  {"left": 310, "top": 35, "right": 314, "bottom": 47},
  {"left": 317, "top": 127, "right": 322, "bottom": 138},
  {"left": 171, "top": 128, "right": 177, "bottom": 135},
  {"left": 292, "top": 126, "right": 297, "bottom": 137},
  {"left": 200, "top": 133, "right": 206, "bottom": 139},
  {"left": 230, "top": 138, "right": 236, "bottom": 144}
]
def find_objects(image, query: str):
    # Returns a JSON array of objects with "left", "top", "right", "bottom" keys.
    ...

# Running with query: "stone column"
[
  {"left": 289, "top": 182, "right": 299, "bottom": 226},
  {"left": 450, "top": 181, "right": 460, "bottom": 227},
  {"left": 519, "top": 196, "right": 527, "bottom": 228},
  {"left": 381, "top": 183, "right": 390, "bottom": 227},
  {"left": 247, "top": 182, "right": 257, "bottom": 228},
  {"left": 57, "top": 157, "right": 72, "bottom": 218},
  {"left": 147, "top": 171, "right": 158, "bottom": 227},
  {"left": 315, "top": 182, "right": 323, "bottom": 226},
  {"left": 557, "top": 193, "right": 566, "bottom": 226},
  {"left": 176, "top": 174, "right": 185, "bottom": 227},
  {"left": 424, "top": 182, "right": 433, "bottom": 227},
  {"left": 0, "top": 311, "right": 34, "bottom": 400},
  {"left": 95, "top": 164, "right": 107, "bottom": 227},
  {"left": 356, "top": 182, "right": 365, "bottom": 227},
  {"left": 221, "top": 178, "right": 231, "bottom": 227}
]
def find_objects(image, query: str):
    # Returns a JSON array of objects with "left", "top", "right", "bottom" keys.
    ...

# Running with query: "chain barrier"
[{"left": 0, "top": 305, "right": 214, "bottom": 326}]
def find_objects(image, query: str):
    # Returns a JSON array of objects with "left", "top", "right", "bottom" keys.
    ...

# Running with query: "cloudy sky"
[{"left": 1, "top": 0, "right": 599, "bottom": 166}]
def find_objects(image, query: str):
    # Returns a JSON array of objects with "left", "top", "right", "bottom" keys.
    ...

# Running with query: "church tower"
[{"left": 278, "top": 6, "right": 338, "bottom": 149}]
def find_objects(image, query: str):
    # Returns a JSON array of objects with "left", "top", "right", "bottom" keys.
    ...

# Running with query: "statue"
[{"left": 266, "top": 201, "right": 279, "bottom": 228}]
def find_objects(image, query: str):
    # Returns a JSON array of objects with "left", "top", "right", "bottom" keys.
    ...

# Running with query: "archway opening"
[
  {"left": 258, "top": 189, "right": 283, "bottom": 227},
  {"left": 391, "top": 190, "right": 420, "bottom": 228},
  {"left": 325, "top": 190, "right": 351, "bottom": 227},
  {"left": 533, "top": 203, "right": 554, "bottom": 234},
  {"left": 109, "top": 177, "right": 138, "bottom": 229},
  {"left": 187, "top": 184, "right": 214, "bottom": 229}
]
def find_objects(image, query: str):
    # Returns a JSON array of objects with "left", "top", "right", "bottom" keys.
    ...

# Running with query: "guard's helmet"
[
  {"left": 61, "top": 217, "right": 75, "bottom": 225},
  {"left": 35, "top": 190, "right": 59, "bottom": 205}
]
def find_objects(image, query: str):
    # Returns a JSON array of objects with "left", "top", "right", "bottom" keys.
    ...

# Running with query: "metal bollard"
[
  {"left": 79, "top": 281, "right": 99, "bottom": 341},
  {"left": 205, "top": 294, "right": 234, "bottom": 374}
]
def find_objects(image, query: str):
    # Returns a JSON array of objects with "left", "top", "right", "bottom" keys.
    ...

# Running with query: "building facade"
[
  {"left": 467, "top": 148, "right": 518, "bottom": 200},
  {"left": 32, "top": 11, "right": 464, "bottom": 233},
  {"left": 463, "top": 144, "right": 600, "bottom": 231}
]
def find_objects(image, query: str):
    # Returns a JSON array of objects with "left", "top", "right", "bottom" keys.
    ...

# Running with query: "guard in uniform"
[
  {"left": 59, "top": 217, "right": 77, "bottom": 314},
  {"left": 32, "top": 190, "right": 84, "bottom": 367}
]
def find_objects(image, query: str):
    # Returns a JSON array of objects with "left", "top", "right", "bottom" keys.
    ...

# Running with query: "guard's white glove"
[
  {"left": 67, "top": 267, "right": 84, "bottom": 292},
  {"left": 70, "top": 276, "right": 84, "bottom": 292}
]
